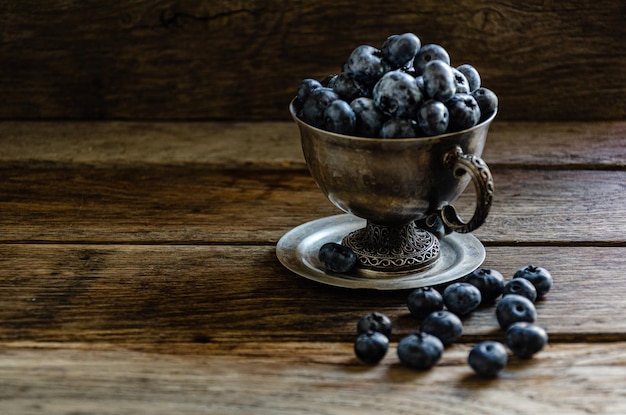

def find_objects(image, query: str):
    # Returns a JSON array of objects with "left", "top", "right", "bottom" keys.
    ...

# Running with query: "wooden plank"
[
  {"left": 1, "top": 121, "right": 625, "bottom": 169},
  {"left": 0, "top": 167, "right": 624, "bottom": 244},
  {"left": 0, "top": 244, "right": 624, "bottom": 343},
  {"left": 0, "top": 341, "right": 624, "bottom": 414},
  {"left": 1, "top": 1, "right": 624, "bottom": 120}
]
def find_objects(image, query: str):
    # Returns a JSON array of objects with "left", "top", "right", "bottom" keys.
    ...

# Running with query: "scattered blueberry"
[
  {"left": 373, "top": 70, "right": 423, "bottom": 118},
  {"left": 465, "top": 268, "right": 505, "bottom": 304},
  {"left": 346, "top": 45, "right": 390, "bottom": 85},
  {"left": 354, "top": 330, "right": 389, "bottom": 364},
  {"left": 323, "top": 99, "right": 357, "bottom": 135},
  {"left": 417, "top": 99, "right": 449, "bottom": 136},
  {"left": 456, "top": 64, "right": 481, "bottom": 92},
  {"left": 422, "top": 60, "right": 456, "bottom": 103},
  {"left": 350, "top": 97, "right": 388, "bottom": 138},
  {"left": 495, "top": 294, "right": 537, "bottom": 329},
  {"left": 443, "top": 282, "right": 482, "bottom": 316},
  {"left": 302, "top": 87, "right": 340, "bottom": 129},
  {"left": 381, "top": 33, "right": 421, "bottom": 69},
  {"left": 421, "top": 310, "right": 463, "bottom": 346},
  {"left": 468, "top": 341, "right": 508, "bottom": 377},
  {"left": 357, "top": 311, "right": 393, "bottom": 337},
  {"left": 502, "top": 278, "right": 538, "bottom": 303},
  {"left": 513, "top": 265, "right": 553, "bottom": 298},
  {"left": 397, "top": 332, "right": 444, "bottom": 370},
  {"left": 446, "top": 93, "right": 481, "bottom": 131},
  {"left": 380, "top": 117, "right": 419, "bottom": 138},
  {"left": 505, "top": 322, "right": 548, "bottom": 359},
  {"left": 472, "top": 87, "right": 498, "bottom": 122},
  {"left": 318, "top": 242, "right": 357, "bottom": 273},
  {"left": 413, "top": 44, "right": 451, "bottom": 76},
  {"left": 407, "top": 286, "right": 444, "bottom": 319}
]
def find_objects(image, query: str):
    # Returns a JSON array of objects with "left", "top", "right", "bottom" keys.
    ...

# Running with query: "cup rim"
[{"left": 289, "top": 97, "right": 497, "bottom": 143}]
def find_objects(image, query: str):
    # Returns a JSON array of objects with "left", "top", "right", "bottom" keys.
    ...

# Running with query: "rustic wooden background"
[{"left": 1, "top": 0, "right": 624, "bottom": 121}]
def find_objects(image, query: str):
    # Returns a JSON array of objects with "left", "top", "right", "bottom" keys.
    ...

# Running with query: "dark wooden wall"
[{"left": 1, "top": 1, "right": 624, "bottom": 121}]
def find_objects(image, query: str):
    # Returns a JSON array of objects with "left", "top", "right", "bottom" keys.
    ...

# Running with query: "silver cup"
[{"left": 290, "top": 99, "right": 495, "bottom": 276}]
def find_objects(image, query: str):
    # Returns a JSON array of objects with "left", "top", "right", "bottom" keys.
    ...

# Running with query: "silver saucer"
[{"left": 276, "top": 214, "right": 485, "bottom": 290}]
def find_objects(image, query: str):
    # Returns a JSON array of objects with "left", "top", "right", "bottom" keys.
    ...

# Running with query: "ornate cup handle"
[{"left": 439, "top": 146, "right": 494, "bottom": 233}]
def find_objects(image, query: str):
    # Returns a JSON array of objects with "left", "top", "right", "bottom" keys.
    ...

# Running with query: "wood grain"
[
  {"left": 0, "top": 244, "right": 624, "bottom": 343},
  {"left": 0, "top": 342, "right": 624, "bottom": 415},
  {"left": 1, "top": 121, "right": 625, "bottom": 169},
  {"left": 1, "top": 1, "right": 624, "bottom": 120}
]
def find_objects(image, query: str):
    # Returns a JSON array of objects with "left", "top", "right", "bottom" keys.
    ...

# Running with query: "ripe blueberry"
[
  {"left": 381, "top": 33, "right": 421, "bottom": 69},
  {"left": 421, "top": 310, "right": 463, "bottom": 346},
  {"left": 323, "top": 100, "right": 357, "bottom": 135},
  {"left": 318, "top": 242, "right": 357, "bottom": 273},
  {"left": 446, "top": 93, "right": 481, "bottom": 131},
  {"left": 302, "top": 87, "right": 340, "bottom": 129},
  {"left": 495, "top": 294, "right": 537, "bottom": 329},
  {"left": 397, "top": 332, "right": 444, "bottom": 370},
  {"left": 456, "top": 64, "right": 481, "bottom": 92},
  {"left": 354, "top": 331, "right": 389, "bottom": 364},
  {"left": 502, "top": 278, "right": 538, "bottom": 303},
  {"left": 422, "top": 60, "right": 456, "bottom": 102},
  {"left": 346, "top": 45, "right": 390, "bottom": 85},
  {"left": 350, "top": 97, "right": 388, "bottom": 138},
  {"left": 380, "top": 118, "right": 419, "bottom": 138},
  {"left": 373, "top": 70, "right": 423, "bottom": 118},
  {"left": 465, "top": 268, "right": 505, "bottom": 304},
  {"left": 413, "top": 44, "right": 450, "bottom": 76},
  {"left": 443, "top": 282, "right": 482, "bottom": 316},
  {"left": 296, "top": 78, "right": 322, "bottom": 104},
  {"left": 505, "top": 322, "right": 548, "bottom": 359},
  {"left": 468, "top": 341, "right": 508, "bottom": 377},
  {"left": 451, "top": 68, "right": 470, "bottom": 94},
  {"left": 514, "top": 265, "right": 553, "bottom": 298},
  {"left": 472, "top": 87, "right": 498, "bottom": 122},
  {"left": 332, "top": 72, "right": 370, "bottom": 102},
  {"left": 417, "top": 99, "right": 449, "bottom": 136},
  {"left": 357, "top": 311, "right": 393, "bottom": 337},
  {"left": 407, "top": 286, "right": 444, "bottom": 319}
]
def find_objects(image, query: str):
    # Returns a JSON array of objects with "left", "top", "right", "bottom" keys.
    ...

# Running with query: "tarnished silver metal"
[{"left": 288, "top": 98, "right": 495, "bottom": 276}]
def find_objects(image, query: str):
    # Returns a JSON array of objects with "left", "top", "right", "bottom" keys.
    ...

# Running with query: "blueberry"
[
  {"left": 321, "top": 74, "right": 338, "bottom": 88},
  {"left": 381, "top": 33, "right": 421, "bottom": 69},
  {"left": 472, "top": 87, "right": 498, "bottom": 122},
  {"left": 302, "top": 87, "right": 340, "bottom": 129},
  {"left": 505, "top": 322, "right": 548, "bottom": 359},
  {"left": 380, "top": 118, "right": 419, "bottom": 138},
  {"left": 513, "top": 265, "right": 553, "bottom": 298},
  {"left": 468, "top": 341, "right": 508, "bottom": 377},
  {"left": 350, "top": 97, "right": 387, "bottom": 138},
  {"left": 465, "top": 268, "right": 505, "bottom": 304},
  {"left": 354, "top": 331, "right": 389, "bottom": 364},
  {"left": 421, "top": 310, "right": 463, "bottom": 346},
  {"left": 318, "top": 242, "right": 357, "bottom": 273},
  {"left": 446, "top": 93, "right": 481, "bottom": 131},
  {"left": 414, "top": 75, "right": 424, "bottom": 92},
  {"left": 413, "top": 44, "right": 451, "bottom": 76},
  {"left": 346, "top": 45, "right": 390, "bottom": 85},
  {"left": 357, "top": 311, "right": 393, "bottom": 337},
  {"left": 323, "top": 100, "right": 357, "bottom": 135},
  {"left": 451, "top": 68, "right": 470, "bottom": 94},
  {"left": 495, "top": 294, "right": 537, "bottom": 329},
  {"left": 422, "top": 60, "right": 456, "bottom": 102},
  {"left": 456, "top": 64, "right": 481, "bottom": 92},
  {"left": 502, "top": 278, "right": 538, "bottom": 303},
  {"left": 443, "top": 282, "right": 482, "bottom": 316},
  {"left": 332, "top": 72, "right": 370, "bottom": 102},
  {"left": 397, "top": 332, "right": 444, "bottom": 370},
  {"left": 407, "top": 286, "right": 444, "bottom": 319},
  {"left": 296, "top": 78, "right": 322, "bottom": 104},
  {"left": 373, "top": 70, "right": 423, "bottom": 118},
  {"left": 417, "top": 99, "right": 449, "bottom": 136}
]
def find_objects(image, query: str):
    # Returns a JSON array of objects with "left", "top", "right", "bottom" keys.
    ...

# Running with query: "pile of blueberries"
[
  {"left": 354, "top": 265, "right": 553, "bottom": 377},
  {"left": 295, "top": 33, "right": 498, "bottom": 138}
]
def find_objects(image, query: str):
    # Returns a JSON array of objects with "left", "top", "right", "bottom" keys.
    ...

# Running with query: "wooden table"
[{"left": 0, "top": 119, "right": 624, "bottom": 414}]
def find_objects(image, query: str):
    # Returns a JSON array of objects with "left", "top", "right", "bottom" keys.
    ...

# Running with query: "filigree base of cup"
[{"left": 342, "top": 221, "right": 441, "bottom": 275}]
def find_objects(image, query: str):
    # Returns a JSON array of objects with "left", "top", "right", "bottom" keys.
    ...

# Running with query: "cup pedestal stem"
[{"left": 342, "top": 221, "right": 441, "bottom": 274}]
